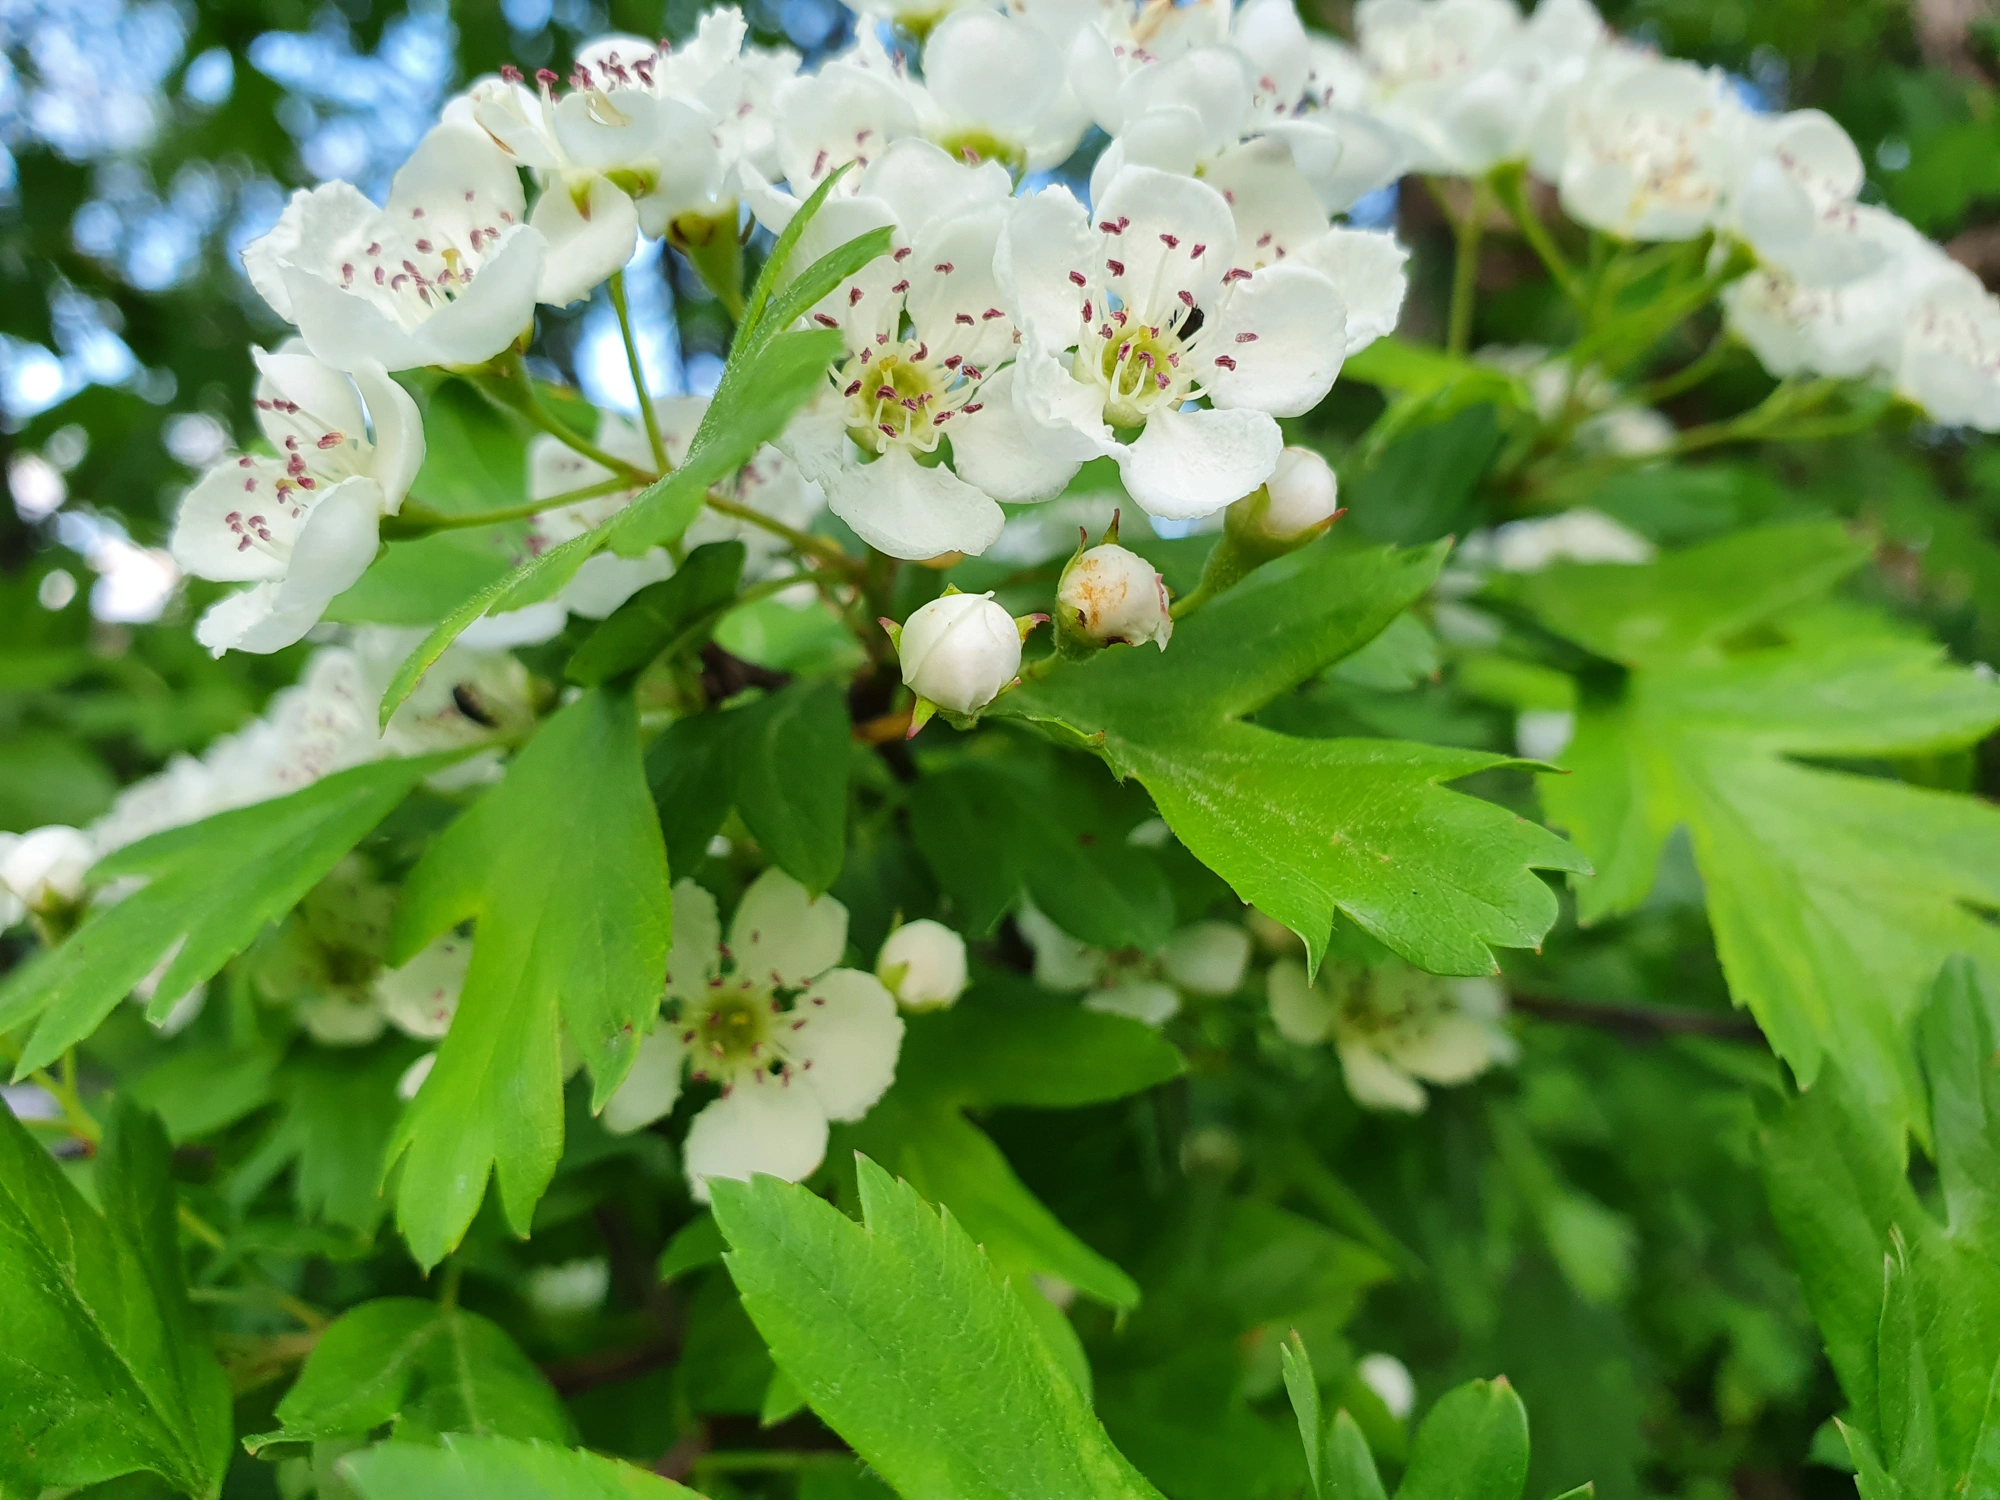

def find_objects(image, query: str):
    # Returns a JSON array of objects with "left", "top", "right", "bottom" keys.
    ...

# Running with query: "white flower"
[
  {"left": 374, "top": 933, "right": 472, "bottom": 1039},
  {"left": 746, "top": 30, "right": 926, "bottom": 230},
  {"left": 1726, "top": 109, "right": 1879, "bottom": 287},
  {"left": 172, "top": 347, "right": 423, "bottom": 656},
  {"left": 843, "top": 0, "right": 995, "bottom": 33},
  {"left": 896, "top": 591, "right": 1023, "bottom": 714},
  {"left": 1474, "top": 508, "right": 1656, "bottom": 572},
  {"left": 1018, "top": 903, "right": 1251, "bottom": 1025},
  {"left": 1257, "top": 444, "right": 1340, "bottom": 541},
  {"left": 1556, "top": 53, "right": 1747, "bottom": 242},
  {"left": 778, "top": 144, "right": 1072, "bottom": 559},
  {"left": 999, "top": 165, "right": 1357, "bottom": 521},
  {"left": 921, "top": 9, "right": 1090, "bottom": 173},
  {"left": 1353, "top": 0, "right": 1607, "bottom": 177},
  {"left": 1269, "top": 958, "right": 1515, "bottom": 1112},
  {"left": 243, "top": 122, "right": 545, "bottom": 372},
  {"left": 0, "top": 825, "right": 93, "bottom": 927},
  {"left": 1058, "top": 541, "right": 1173, "bottom": 649},
  {"left": 1475, "top": 344, "right": 1670, "bottom": 457},
  {"left": 600, "top": 872, "right": 904, "bottom": 1202},
  {"left": 453, "top": 56, "right": 723, "bottom": 307},
  {"left": 1896, "top": 261, "right": 2000, "bottom": 431},
  {"left": 1357, "top": 1353, "right": 1417, "bottom": 1420},
  {"left": 876, "top": 918, "right": 969, "bottom": 1010}
]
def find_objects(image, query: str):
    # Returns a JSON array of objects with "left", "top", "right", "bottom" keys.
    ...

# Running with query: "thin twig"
[
  {"left": 1512, "top": 991, "right": 1765, "bottom": 1043},
  {"left": 609, "top": 269, "right": 672, "bottom": 475}
]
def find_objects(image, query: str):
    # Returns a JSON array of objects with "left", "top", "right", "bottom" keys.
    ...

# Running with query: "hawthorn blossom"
[
  {"left": 1268, "top": 957, "right": 1515, "bottom": 1112},
  {"left": 1019, "top": 903, "right": 1251, "bottom": 1025},
  {"left": 600, "top": 871, "right": 904, "bottom": 1201},
  {"left": 893, "top": 592, "right": 1025, "bottom": 715},
  {"left": 1896, "top": 263, "right": 2000, "bottom": 431},
  {"left": 243, "top": 123, "right": 545, "bottom": 372},
  {"left": 777, "top": 143, "right": 1071, "bottom": 558},
  {"left": 453, "top": 55, "right": 722, "bottom": 306},
  {"left": 876, "top": 919, "right": 970, "bottom": 1010},
  {"left": 919, "top": 8, "right": 1090, "bottom": 173},
  {"left": 172, "top": 347, "right": 423, "bottom": 656},
  {"left": 1726, "top": 110, "right": 1880, "bottom": 286},
  {"left": 0, "top": 825, "right": 94, "bottom": 930},
  {"left": 1350, "top": 0, "right": 1607, "bottom": 177},
  {"left": 1556, "top": 54, "right": 1747, "bottom": 242},
  {"left": 998, "top": 164, "right": 1360, "bottom": 520},
  {"left": 1057, "top": 540, "right": 1173, "bottom": 649},
  {"left": 745, "top": 30, "right": 925, "bottom": 229}
]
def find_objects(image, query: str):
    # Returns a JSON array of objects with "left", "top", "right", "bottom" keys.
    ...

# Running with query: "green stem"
[
  {"left": 692, "top": 1451, "right": 853, "bottom": 1477},
  {"left": 385, "top": 476, "right": 638, "bottom": 539},
  {"left": 1489, "top": 164, "right": 1577, "bottom": 300},
  {"left": 477, "top": 362, "right": 656, "bottom": 486},
  {"left": 27, "top": 1056, "right": 100, "bottom": 1146},
  {"left": 1168, "top": 579, "right": 1216, "bottom": 621},
  {"left": 437, "top": 1257, "right": 464, "bottom": 1311},
  {"left": 704, "top": 493, "right": 863, "bottom": 580},
  {"left": 608, "top": 269, "right": 671, "bottom": 475},
  {"left": 1632, "top": 331, "right": 1735, "bottom": 407},
  {"left": 1435, "top": 178, "right": 1488, "bottom": 357}
]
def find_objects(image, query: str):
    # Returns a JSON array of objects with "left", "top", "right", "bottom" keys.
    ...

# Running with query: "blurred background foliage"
[{"left": 4, "top": 1, "right": 1999, "bottom": 1498}]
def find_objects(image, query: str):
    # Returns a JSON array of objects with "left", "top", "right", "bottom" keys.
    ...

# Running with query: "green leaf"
[
  {"left": 229, "top": 1042, "right": 419, "bottom": 1233},
  {"left": 1522, "top": 528, "right": 2000, "bottom": 1136},
  {"left": 658, "top": 1213, "right": 725, "bottom": 1283},
  {"left": 1325, "top": 1410, "right": 1389, "bottom": 1500},
  {"left": 996, "top": 540, "right": 1587, "bottom": 973},
  {"left": 1280, "top": 1332, "right": 1325, "bottom": 1498},
  {"left": 712, "top": 1157, "right": 1168, "bottom": 1500},
  {"left": 245, "top": 1298, "right": 572, "bottom": 1453},
  {"left": 730, "top": 679, "right": 851, "bottom": 893},
  {"left": 0, "top": 754, "right": 459, "bottom": 1076},
  {"left": 339, "top": 1435, "right": 698, "bottom": 1500},
  {"left": 125, "top": 1041, "right": 280, "bottom": 1142},
  {"left": 908, "top": 751, "right": 1175, "bottom": 950},
  {"left": 644, "top": 710, "right": 736, "bottom": 876},
  {"left": 1349, "top": 405, "right": 1503, "bottom": 546},
  {"left": 1761, "top": 962, "right": 2000, "bottom": 1490},
  {"left": 841, "top": 996, "right": 1183, "bottom": 1311},
  {"left": 566, "top": 540, "right": 746, "bottom": 687},
  {"left": 1393, "top": 1378, "right": 1531, "bottom": 1500},
  {"left": 0, "top": 1099, "right": 231, "bottom": 1499},
  {"left": 384, "top": 690, "right": 671, "bottom": 1267}
]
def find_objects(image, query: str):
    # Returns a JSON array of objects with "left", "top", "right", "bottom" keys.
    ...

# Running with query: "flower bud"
[
  {"left": 876, "top": 919, "right": 969, "bottom": 1011},
  {"left": 894, "top": 592, "right": 1023, "bottom": 716},
  {"left": 0, "top": 825, "right": 93, "bottom": 918},
  {"left": 1259, "top": 447, "right": 1340, "bottom": 543},
  {"left": 1057, "top": 543, "right": 1173, "bottom": 651}
]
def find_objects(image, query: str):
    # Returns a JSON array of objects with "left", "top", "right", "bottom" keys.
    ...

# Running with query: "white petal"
[
  {"left": 194, "top": 584, "right": 319, "bottom": 656},
  {"left": 1012, "top": 342, "right": 1114, "bottom": 454},
  {"left": 529, "top": 432, "right": 619, "bottom": 503},
  {"left": 601, "top": 1024, "right": 687, "bottom": 1135},
  {"left": 1274, "top": 114, "right": 1407, "bottom": 215},
  {"left": 948, "top": 366, "right": 1083, "bottom": 504},
  {"left": 1267, "top": 958, "right": 1335, "bottom": 1044},
  {"left": 1093, "top": 166, "right": 1236, "bottom": 323},
  {"left": 996, "top": 185, "right": 1097, "bottom": 348},
  {"left": 1084, "top": 981, "right": 1180, "bottom": 1027},
  {"left": 1337, "top": 1039, "right": 1429, "bottom": 1112},
  {"left": 271, "top": 478, "right": 386, "bottom": 618},
  {"left": 375, "top": 932, "right": 470, "bottom": 1039},
  {"left": 1204, "top": 263, "right": 1347, "bottom": 417},
  {"left": 251, "top": 348, "right": 369, "bottom": 456},
  {"left": 351, "top": 361, "right": 425, "bottom": 511},
  {"left": 1016, "top": 903, "right": 1097, "bottom": 991},
  {"left": 729, "top": 867, "right": 848, "bottom": 986},
  {"left": 1296, "top": 228, "right": 1410, "bottom": 354},
  {"left": 1113, "top": 47, "right": 1252, "bottom": 151},
  {"left": 925, "top": 10, "right": 1064, "bottom": 144},
  {"left": 1200, "top": 138, "right": 1329, "bottom": 267},
  {"left": 784, "top": 192, "right": 900, "bottom": 346},
  {"left": 684, "top": 1074, "right": 830, "bottom": 1202},
  {"left": 788, "top": 967, "right": 903, "bottom": 1121},
  {"left": 666, "top": 877, "right": 723, "bottom": 1004},
  {"left": 408, "top": 223, "right": 547, "bottom": 369},
  {"left": 1160, "top": 922, "right": 1251, "bottom": 996},
  {"left": 1087, "top": 108, "right": 1206, "bottom": 209},
  {"left": 1118, "top": 404, "right": 1281, "bottom": 521},
  {"left": 241, "top": 183, "right": 375, "bottom": 324},
  {"left": 823, "top": 447, "right": 1004, "bottom": 562},
  {"left": 857, "top": 138, "right": 1012, "bottom": 243},
  {"left": 905, "top": 207, "right": 1014, "bottom": 372},
  {"left": 171, "top": 461, "right": 303, "bottom": 583},
  {"left": 1388, "top": 1014, "right": 1499, "bottom": 1085},
  {"left": 282, "top": 266, "right": 433, "bottom": 373},
  {"left": 386, "top": 120, "right": 528, "bottom": 228},
  {"left": 532, "top": 179, "right": 641, "bottom": 307}
]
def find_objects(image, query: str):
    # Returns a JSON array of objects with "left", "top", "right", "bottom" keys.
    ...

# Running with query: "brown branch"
[
  {"left": 541, "top": 1335, "right": 683, "bottom": 1397},
  {"left": 1512, "top": 991, "right": 1766, "bottom": 1043}
]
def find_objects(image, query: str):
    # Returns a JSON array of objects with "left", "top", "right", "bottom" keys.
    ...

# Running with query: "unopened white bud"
[
  {"left": 1058, "top": 543, "right": 1173, "bottom": 650},
  {"left": 0, "top": 825, "right": 93, "bottom": 917},
  {"left": 1262, "top": 447, "right": 1340, "bottom": 541},
  {"left": 876, "top": 919, "right": 969, "bottom": 1010},
  {"left": 897, "top": 593, "right": 1022, "bottom": 715}
]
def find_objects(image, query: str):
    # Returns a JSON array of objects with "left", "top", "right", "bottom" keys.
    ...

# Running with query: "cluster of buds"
[{"left": 883, "top": 448, "right": 1345, "bottom": 734}]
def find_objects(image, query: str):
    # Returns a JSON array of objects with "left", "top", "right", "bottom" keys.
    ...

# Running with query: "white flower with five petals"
[
  {"left": 998, "top": 164, "right": 1359, "bottom": 520},
  {"left": 243, "top": 122, "right": 545, "bottom": 372},
  {"left": 1018, "top": 902, "right": 1251, "bottom": 1025},
  {"left": 601, "top": 871, "right": 904, "bottom": 1202},
  {"left": 171, "top": 346, "right": 423, "bottom": 656}
]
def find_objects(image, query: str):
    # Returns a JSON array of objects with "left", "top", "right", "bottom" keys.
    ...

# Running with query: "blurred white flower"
[
  {"left": 1018, "top": 902, "right": 1251, "bottom": 1025},
  {"left": 0, "top": 825, "right": 94, "bottom": 928},
  {"left": 1269, "top": 957, "right": 1516, "bottom": 1112},
  {"left": 1557, "top": 53, "right": 1745, "bottom": 242},
  {"left": 876, "top": 918, "right": 970, "bottom": 1010},
  {"left": 600, "top": 871, "right": 904, "bottom": 1201}
]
